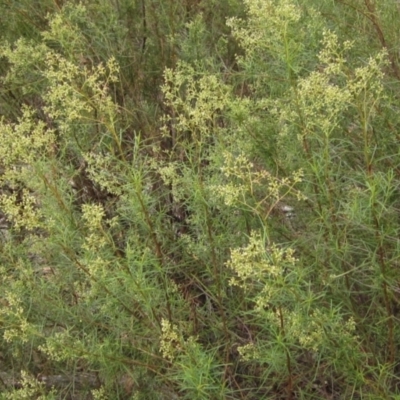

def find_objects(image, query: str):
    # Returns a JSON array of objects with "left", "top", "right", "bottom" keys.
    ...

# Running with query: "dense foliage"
[{"left": 1, "top": 0, "right": 400, "bottom": 398}]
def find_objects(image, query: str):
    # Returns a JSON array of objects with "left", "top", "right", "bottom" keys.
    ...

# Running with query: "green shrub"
[{"left": 1, "top": 0, "right": 400, "bottom": 398}]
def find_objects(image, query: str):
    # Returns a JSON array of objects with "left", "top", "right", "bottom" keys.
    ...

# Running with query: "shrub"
[{"left": 1, "top": 0, "right": 400, "bottom": 398}]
